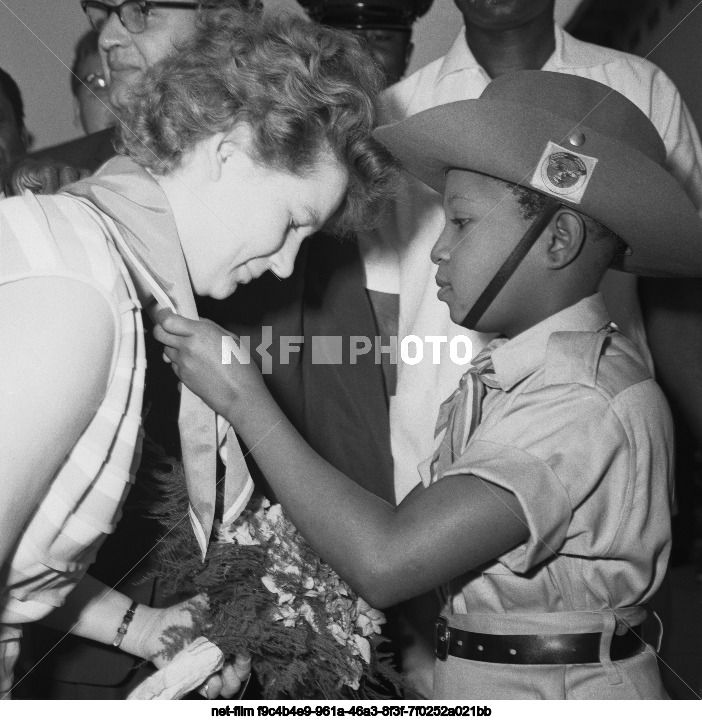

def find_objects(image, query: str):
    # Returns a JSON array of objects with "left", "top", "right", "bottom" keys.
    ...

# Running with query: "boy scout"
[{"left": 155, "top": 70, "right": 702, "bottom": 698}]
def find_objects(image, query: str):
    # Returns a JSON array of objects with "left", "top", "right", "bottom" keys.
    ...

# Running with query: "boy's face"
[{"left": 431, "top": 169, "right": 535, "bottom": 334}]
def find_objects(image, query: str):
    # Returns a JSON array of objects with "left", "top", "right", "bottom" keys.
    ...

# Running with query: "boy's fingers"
[
  {"left": 163, "top": 345, "right": 179, "bottom": 364},
  {"left": 154, "top": 308, "right": 194, "bottom": 336}
]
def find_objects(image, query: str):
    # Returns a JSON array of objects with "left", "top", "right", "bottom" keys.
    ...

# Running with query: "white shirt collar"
[{"left": 437, "top": 24, "right": 624, "bottom": 85}]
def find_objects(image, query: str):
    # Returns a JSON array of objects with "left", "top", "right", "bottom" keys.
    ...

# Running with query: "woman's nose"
[{"left": 268, "top": 236, "right": 304, "bottom": 279}]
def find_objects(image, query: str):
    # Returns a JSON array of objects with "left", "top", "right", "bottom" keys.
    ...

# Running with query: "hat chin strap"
[{"left": 461, "top": 197, "right": 562, "bottom": 329}]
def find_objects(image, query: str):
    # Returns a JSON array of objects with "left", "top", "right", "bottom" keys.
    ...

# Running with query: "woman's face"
[{"left": 179, "top": 140, "right": 349, "bottom": 300}]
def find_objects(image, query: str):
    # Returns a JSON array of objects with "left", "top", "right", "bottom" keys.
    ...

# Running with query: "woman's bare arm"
[{"left": 0, "top": 276, "right": 115, "bottom": 566}]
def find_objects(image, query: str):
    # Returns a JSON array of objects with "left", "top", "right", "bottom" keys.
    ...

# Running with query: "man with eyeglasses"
[
  {"left": 5, "top": 1, "right": 237, "bottom": 185},
  {"left": 84, "top": 1, "right": 209, "bottom": 112}
]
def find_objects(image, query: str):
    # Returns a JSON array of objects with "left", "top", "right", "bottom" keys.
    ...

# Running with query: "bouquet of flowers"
[{"left": 147, "top": 459, "right": 404, "bottom": 699}]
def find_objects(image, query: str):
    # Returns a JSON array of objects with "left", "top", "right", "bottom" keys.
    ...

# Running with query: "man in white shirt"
[{"left": 361, "top": 0, "right": 702, "bottom": 695}]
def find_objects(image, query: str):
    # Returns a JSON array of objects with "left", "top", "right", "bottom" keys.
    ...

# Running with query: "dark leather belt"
[{"left": 434, "top": 616, "right": 645, "bottom": 665}]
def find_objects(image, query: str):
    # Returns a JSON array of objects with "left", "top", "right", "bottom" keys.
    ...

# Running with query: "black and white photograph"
[{"left": 0, "top": 0, "right": 701, "bottom": 711}]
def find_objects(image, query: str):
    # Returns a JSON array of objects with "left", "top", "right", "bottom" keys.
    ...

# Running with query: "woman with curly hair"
[{"left": 0, "top": 9, "right": 393, "bottom": 700}]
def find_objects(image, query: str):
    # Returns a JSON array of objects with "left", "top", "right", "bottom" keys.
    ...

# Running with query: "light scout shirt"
[
  {"left": 362, "top": 24, "right": 702, "bottom": 502},
  {"left": 428, "top": 295, "right": 673, "bottom": 699}
]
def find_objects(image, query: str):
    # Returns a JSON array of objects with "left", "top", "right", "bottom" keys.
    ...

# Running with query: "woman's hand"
[
  {"left": 129, "top": 594, "right": 250, "bottom": 699},
  {"left": 153, "top": 309, "right": 267, "bottom": 423}
]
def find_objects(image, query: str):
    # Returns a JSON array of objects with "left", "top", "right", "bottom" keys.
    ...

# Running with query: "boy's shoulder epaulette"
[
  {"left": 543, "top": 329, "right": 652, "bottom": 395},
  {"left": 543, "top": 330, "right": 608, "bottom": 389}
]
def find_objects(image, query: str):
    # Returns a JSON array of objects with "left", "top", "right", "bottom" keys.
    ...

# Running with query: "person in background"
[
  {"left": 296, "top": 1, "right": 434, "bottom": 413},
  {"left": 359, "top": 0, "right": 702, "bottom": 697},
  {"left": 71, "top": 30, "right": 116, "bottom": 135},
  {"left": 299, "top": 0, "right": 433, "bottom": 87},
  {"left": 0, "top": 68, "right": 30, "bottom": 179}
]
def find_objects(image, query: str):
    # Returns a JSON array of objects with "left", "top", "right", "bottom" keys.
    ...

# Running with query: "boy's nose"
[{"left": 430, "top": 225, "right": 452, "bottom": 265}]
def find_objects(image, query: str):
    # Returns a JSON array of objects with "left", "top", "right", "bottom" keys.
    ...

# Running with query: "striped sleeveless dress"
[{"left": 0, "top": 192, "right": 146, "bottom": 697}]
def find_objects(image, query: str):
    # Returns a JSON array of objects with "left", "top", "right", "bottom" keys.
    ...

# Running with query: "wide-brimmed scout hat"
[{"left": 374, "top": 70, "right": 702, "bottom": 277}]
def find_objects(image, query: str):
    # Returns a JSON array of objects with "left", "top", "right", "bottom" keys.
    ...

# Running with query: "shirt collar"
[
  {"left": 437, "top": 27, "right": 484, "bottom": 82},
  {"left": 545, "top": 25, "right": 623, "bottom": 70},
  {"left": 438, "top": 25, "right": 622, "bottom": 84},
  {"left": 490, "top": 293, "right": 611, "bottom": 391}
]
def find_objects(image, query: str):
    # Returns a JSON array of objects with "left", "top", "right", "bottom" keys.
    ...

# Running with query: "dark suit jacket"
[
  {"left": 32, "top": 127, "right": 117, "bottom": 171},
  {"left": 23, "top": 130, "right": 393, "bottom": 696}
]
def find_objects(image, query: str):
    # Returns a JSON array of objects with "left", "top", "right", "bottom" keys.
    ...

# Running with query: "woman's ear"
[
  {"left": 544, "top": 209, "right": 586, "bottom": 269},
  {"left": 210, "top": 125, "right": 255, "bottom": 182},
  {"left": 204, "top": 132, "right": 230, "bottom": 182}
]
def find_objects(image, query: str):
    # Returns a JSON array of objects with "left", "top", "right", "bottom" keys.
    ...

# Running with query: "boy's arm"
[{"left": 154, "top": 313, "right": 528, "bottom": 608}]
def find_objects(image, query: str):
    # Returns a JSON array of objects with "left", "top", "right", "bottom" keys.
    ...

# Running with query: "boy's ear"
[{"left": 544, "top": 209, "right": 586, "bottom": 269}]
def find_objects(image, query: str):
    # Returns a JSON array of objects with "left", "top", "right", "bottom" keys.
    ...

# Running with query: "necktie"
[{"left": 427, "top": 337, "right": 508, "bottom": 485}]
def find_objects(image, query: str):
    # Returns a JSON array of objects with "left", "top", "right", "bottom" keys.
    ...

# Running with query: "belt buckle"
[{"left": 435, "top": 615, "right": 451, "bottom": 661}]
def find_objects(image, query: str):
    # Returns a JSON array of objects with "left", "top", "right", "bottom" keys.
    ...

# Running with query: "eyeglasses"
[{"left": 81, "top": 1, "right": 204, "bottom": 34}]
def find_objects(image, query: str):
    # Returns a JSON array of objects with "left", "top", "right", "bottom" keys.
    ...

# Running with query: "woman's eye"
[{"left": 451, "top": 218, "right": 470, "bottom": 229}]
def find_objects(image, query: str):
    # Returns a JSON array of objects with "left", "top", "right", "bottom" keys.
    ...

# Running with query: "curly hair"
[
  {"left": 118, "top": 9, "right": 395, "bottom": 233},
  {"left": 506, "top": 181, "right": 628, "bottom": 265}
]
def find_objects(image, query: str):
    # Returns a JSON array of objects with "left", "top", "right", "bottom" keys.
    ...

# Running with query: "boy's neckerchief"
[
  {"left": 64, "top": 155, "right": 253, "bottom": 559},
  {"left": 462, "top": 197, "right": 562, "bottom": 329}
]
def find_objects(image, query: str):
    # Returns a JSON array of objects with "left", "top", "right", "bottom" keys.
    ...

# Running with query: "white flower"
[
  {"left": 272, "top": 605, "right": 300, "bottom": 628},
  {"left": 352, "top": 635, "right": 372, "bottom": 664},
  {"left": 328, "top": 622, "right": 350, "bottom": 647},
  {"left": 232, "top": 522, "right": 259, "bottom": 546},
  {"left": 355, "top": 599, "right": 385, "bottom": 637},
  {"left": 300, "top": 601, "right": 318, "bottom": 631}
]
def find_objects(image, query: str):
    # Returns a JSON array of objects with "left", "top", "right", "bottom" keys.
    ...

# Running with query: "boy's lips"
[{"left": 436, "top": 277, "right": 451, "bottom": 300}]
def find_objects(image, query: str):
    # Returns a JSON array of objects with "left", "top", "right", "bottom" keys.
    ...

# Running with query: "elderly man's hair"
[
  {"left": 507, "top": 182, "right": 627, "bottom": 267},
  {"left": 119, "top": 8, "right": 395, "bottom": 233},
  {"left": 0, "top": 67, "right": 26, "bottom": 131}
]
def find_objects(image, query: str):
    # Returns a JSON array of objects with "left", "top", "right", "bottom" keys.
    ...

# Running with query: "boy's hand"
[{"left": 153, "top": 309, "right": 266, "bottom": 422}]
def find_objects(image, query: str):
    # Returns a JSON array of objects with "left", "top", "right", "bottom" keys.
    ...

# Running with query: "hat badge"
[
  {"left": 530, "top": 141, "right": 598, "bottom": 204},
  {"left": 545, "top": 152, "right": 587, "bottom": 189}
]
